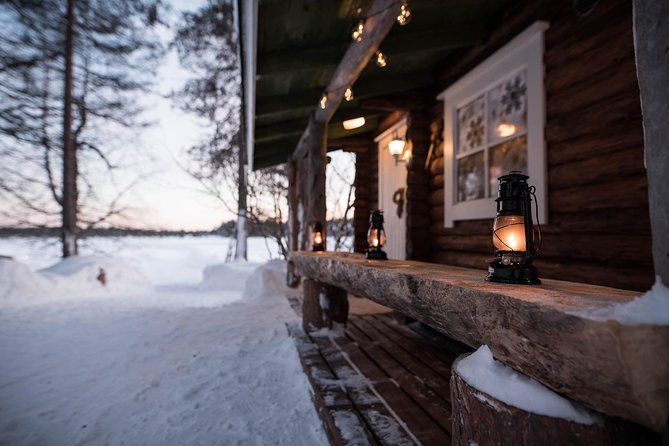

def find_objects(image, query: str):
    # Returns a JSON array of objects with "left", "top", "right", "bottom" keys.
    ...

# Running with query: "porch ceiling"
[{"left": 252, "top": 0, "right": 519, "bottom": 169}]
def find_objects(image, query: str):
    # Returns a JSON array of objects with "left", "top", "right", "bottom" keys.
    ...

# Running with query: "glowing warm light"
[
  {"left": 344, "top": 87, "right": 354, "bottom": 102},
  {"left": 314, "top": 234, "right": 323, "bottom": 245},
  {"left": 388, "top": 138, "right": 406, "bottom": 156},
  {"left": 375, "top": 51, "right": 387, "bottom": 68},
  {"left": 319, "top": 94, "right": 327, "bottom": 109},
  {"left": 343, "top": 117, "right": 365, "bottom": 130},
  {"left": 352, "top": 20, "right": 364, "bottom": 41},
  {"left": 492, "top": 214, "right": 527, "bottom": 252},
  {"left": 367, "top": 229, "right": 386, "bottom": 248},
  {"left": 497, "top": 123, "right": 517, "bottom": 138},
  {"left": 397, "top": 2, "right": 411, "bottom": 25}
]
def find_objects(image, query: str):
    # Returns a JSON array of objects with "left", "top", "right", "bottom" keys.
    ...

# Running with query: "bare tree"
[{"left": 0, "top": 0, "right": 163, "bottom": 255}]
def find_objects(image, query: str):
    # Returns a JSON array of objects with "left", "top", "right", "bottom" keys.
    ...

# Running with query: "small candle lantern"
[
  {"left": 486, "top": 171, "right": 541, "bottom": 284},
  {"left": 366, "top": 210, "right": 387, "bottom": 260},
  {"left": 311, "top": 221, "right": 325, "bottom": 251}
]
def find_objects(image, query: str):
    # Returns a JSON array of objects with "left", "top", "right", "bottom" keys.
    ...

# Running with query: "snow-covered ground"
[{"left": 0, "top": 236, "right": 328, "bottom": 445}]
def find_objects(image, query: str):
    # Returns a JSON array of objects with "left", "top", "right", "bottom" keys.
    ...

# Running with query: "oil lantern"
[
  {"left": 366, "top": 210, "right": 388, "bottom": 260},
  {"left": 311, "top": 221, "right": 325, "bottom": 252},
  {"left": 486, "top": 171, "right": 541, "bottom": 284}
]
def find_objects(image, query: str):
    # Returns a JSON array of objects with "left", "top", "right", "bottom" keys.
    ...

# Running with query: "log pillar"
[
  {"left": 286, "top": 159, "right": 300, "bottom": 288},
  {"left": 302, "top": 278, "right": 348, "bottom": 332},
  {"left": 307, "top": 118, "right": 327, "bottom": 246},
  {"left": 451, "top": 353, "right": 660, "bottom": 446},
  {"left": 634, "top": 0, "right": 669, "bottom": 286}
]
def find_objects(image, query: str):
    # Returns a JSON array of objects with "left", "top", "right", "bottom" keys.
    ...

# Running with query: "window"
[{"left": 438, "top": 21, "right": 549, "bottom": 227}]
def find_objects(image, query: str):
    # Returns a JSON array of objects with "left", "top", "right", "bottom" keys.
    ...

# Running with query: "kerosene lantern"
[
  {"left": 486, "top": 171, "right": 541, "bottom": 284},
  {"left": 311, "top": 221, "right": 325, "bottom": 252},
  {"left": 366, "top": 210, "right": 387, "bottom": 260}
]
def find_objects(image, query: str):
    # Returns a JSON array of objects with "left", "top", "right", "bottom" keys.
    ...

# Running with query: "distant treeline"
[{"left": 0, "top": 219, "right": 353, "bottom": 239}]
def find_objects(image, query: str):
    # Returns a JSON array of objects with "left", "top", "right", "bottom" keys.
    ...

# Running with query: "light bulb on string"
[
  {"left": 397, "top": 2, "right": 411, "bottom": 25},
  {"left": 319, "top": 94, "right": 327, "bottom": 110},
  {"left": 344, "top": 86, "right": 354, "bottom": 102},
  {"left": 375, "top": 50, "right": 387, "bottom": 68},
  {"left": 352, "top": 19, "right": 364, "bottom": 42}
]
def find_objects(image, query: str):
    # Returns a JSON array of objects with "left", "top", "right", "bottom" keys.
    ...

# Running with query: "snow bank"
[
  {"left": 40, "top": 255, "right": 152, "bottom": 295},
  {"left": 199, "top": 261, "right": 259, "bottom": 291},
  {"left": 580, "top": 277, "right": 669, "bottom": 325},
  {"left": 0, "top": 258, "right": 53, "bottom": 300},
  {"left": 456, "top": 345, "right": 603, "bottom": 425},
  {"left": 242, "top": 260, "right": 294, "bottom": 301}
]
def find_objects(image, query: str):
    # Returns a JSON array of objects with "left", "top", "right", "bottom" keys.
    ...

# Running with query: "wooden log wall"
[{"left": 425, "top": 0, "right": 653, "bottom": 291}]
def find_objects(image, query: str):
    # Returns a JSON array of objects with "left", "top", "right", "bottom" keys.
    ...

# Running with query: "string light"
[
  {"left": 397, "top": 2, "right": 411, "bottom": 25},
  {"left": 319, "top": 94, "right": 327, "bottom": 109},
  {"left": 344, "top": 86, "right": 354, "bottom": 101},
  {"left": 351, "top": 19, "right": 364, "bottom": 42},
  {"left": 375, "top": 50, "right": 387, "bottom": 68}
]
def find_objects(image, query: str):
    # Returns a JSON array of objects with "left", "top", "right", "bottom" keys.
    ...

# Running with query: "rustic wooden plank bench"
[{"left": 290, "top": 251, "right": 669, "bottom": 432}]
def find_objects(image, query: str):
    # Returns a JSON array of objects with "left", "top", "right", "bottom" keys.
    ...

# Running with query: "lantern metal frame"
[
  {"left": 486, "top": 171, "right": 541, "bottom": 284},
  {"left": 311, "top": 221, "right": 325, "bottom": 252},
  {"left": 365, "top": 210, "right": 388, "bottom": 260}
]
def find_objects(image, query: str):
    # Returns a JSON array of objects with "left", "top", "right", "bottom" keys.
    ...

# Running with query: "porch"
[{"left": 288, "top": 296, "right": 468, "bottom": 445}]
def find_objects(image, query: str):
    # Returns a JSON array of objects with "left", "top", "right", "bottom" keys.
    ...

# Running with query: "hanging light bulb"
[
  {"left": 344, "top": 86, "right": 354, "bottom": 102},
  {"left": 352, "top": 19, "right": 364, "bottom": 42},
  {"left": 397, "top": 2, "right": 411, "bottom": 25},
  {"left": 375, "top": 50, "right": 387, "bottom": 68},
  {"left": 319, "top": 94, "right": 327, "bottom": 110}
]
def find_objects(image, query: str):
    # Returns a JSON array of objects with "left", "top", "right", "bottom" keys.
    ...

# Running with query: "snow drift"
[
  {"left": 39, "top": 255, "right": 152, "bottom": 295},
  {"left": 242, "top": 260, "right": 295, "bottom": 301},
  {"left": 0, "top": 258, "right": 53, "bottom": 300},
  {"left": 199, "top": 261, "right": 259, "bottom": 291}
]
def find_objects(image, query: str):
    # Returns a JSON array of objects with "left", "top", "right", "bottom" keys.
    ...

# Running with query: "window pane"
[
  {"left": 456, "top": 95, "right": 485, "bottom": 154},
  {"left": 489, "top": 135, "right": 528, "bottom": 196},
  {"left": 457, "top": 152, "right": 485, "bottom": 202},
  {"left": 488, "top": 69, "right": 527, "bottom": 144}
]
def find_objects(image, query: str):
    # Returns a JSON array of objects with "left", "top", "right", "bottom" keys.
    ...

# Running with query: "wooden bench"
[{"left": 290, "top": 251, "right": 669, "bottom": 433}]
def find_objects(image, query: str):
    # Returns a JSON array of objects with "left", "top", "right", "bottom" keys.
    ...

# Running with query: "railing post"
[{"left": 302, "top": 278, "right": 348, "bottom": 332}]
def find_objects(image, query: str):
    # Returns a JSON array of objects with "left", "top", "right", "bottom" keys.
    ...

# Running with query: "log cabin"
[{"left": 238, "top": 0, "right": 668, "bottom": 444}]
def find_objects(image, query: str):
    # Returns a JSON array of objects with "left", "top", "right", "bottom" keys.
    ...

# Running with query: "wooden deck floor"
[{"left": 288, "top": 296, "right": 472, "bottom": 446}]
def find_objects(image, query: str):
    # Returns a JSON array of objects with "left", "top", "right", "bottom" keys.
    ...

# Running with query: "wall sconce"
[
  {"left": 311, "top": 221, "right": 325, "bottom": 252},
  {"left": 486, "top": 171, "right": 541, "bottom": 284},
  {"left": 366, "top": 210, "right": 387, "bottom": 260},
  {"left": 388, "top": 132, "right": 412, "bottom": 166},
  {"left": 343, "top": 117, "right": 365, "bottom": 130}
]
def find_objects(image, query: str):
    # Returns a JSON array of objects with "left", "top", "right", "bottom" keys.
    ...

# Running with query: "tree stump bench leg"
[
  {"left": 302, "top": 278, "right": 348, "bottom": 332},
  {"left": 451, "top": 352, "right": 660, "bottom": 446}
]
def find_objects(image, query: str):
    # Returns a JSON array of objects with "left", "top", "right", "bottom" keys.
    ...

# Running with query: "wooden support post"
[
  {"left": 295, "top": 115, "right": 328, "bottom": 247},
  {"left": 287, "top": 159, "right": 300, "bottom": 287},
  {"left": 633, "top": 0, "right": 669, "bottom": 286},
  {"left": 451, "top": 353, "right": 660, "bottom": 446},
  {"left": 302, "top": 278, "right": 348, "bottom": 332}
]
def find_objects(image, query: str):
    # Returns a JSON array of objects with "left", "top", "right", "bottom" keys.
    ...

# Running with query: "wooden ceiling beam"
[
  {"left": 255, "top": 111, "right": 383, "bottom": 144},
  {"left": 256, "top": 24, "right": 486, "bottom": 77},
  {"left": 256, "top": 70, "right": 433, "bottom": 118}
]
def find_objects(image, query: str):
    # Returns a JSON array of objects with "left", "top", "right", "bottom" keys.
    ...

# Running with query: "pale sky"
[{"left": 0, "top": 0, "right": 355, "bottom": 232}]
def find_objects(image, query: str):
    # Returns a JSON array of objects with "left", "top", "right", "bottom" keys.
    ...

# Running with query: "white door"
[{"left": 375, "top": 118, "right": 408, "bottom": 260}]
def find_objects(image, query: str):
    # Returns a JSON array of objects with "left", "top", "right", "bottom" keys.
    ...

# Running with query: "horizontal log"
[
  {"left": 290, "top": 251, "right": 669, "bottom": 431},
  {"left": 429, "top": 188, "right": 444, "bottom": 206},
  {"left": 430, "top": 174, "right": 444, "bottom": 189},
  {"left": 548, "top": 149, "right": 645, "bottom": 191},
  {"left": 547, "top": 119, "right": 644, "bottom": 166},
  {"left": 429, "top": 156, "right": 444, "bottom": 176},
  {"left": 549, "top": 175, "right": 648, "bottom": 212},
  {"left": 429, "top": 205, "right": 444, "bottom": 222},
  {"left": 546, "top": 58, "right": 639, "bottom": 120},
  {"left": 546, "top": 91, "right": 641, "bottom": 146}
]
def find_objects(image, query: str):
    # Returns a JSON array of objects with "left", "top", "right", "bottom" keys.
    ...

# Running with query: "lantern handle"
[{"left": 529, "top": 186, "right": 542, "bottom": 255}]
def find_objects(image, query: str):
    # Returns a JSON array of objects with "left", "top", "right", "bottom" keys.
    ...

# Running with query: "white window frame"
[{"left": 437, "top": 21, "right": 549, "bottom": 228}]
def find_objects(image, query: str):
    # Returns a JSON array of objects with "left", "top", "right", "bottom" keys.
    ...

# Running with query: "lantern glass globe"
[{"left": 492, "top": 214, "right": 527, "bottom": 252}]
